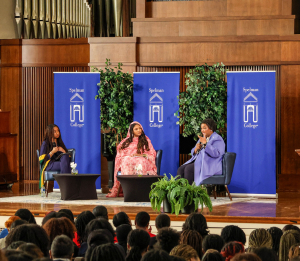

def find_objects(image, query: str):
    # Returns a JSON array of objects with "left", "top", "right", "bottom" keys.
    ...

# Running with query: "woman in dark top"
[{"left": 39, "top": 124, "right": 71, "bottom": 188}]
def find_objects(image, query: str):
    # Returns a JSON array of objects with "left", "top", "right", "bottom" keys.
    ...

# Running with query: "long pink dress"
[{"left": 106, "top": 126, "right": 157, "bottom": 197}]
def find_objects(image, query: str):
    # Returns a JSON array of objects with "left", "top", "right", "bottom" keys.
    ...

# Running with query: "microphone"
[{"left": 52, "top": 142, "right": 56, "bottom": 147}]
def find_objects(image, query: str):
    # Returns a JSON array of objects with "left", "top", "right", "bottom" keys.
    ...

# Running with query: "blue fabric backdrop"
[
  {"left": 227, "top": 71, "right": 276, "bottom": 195},
  {"left": 133, "top": 72, "right": 180, "bottom": 178},
  {"left": 54, "top": 72, "right": 101, "bottom": 190}
]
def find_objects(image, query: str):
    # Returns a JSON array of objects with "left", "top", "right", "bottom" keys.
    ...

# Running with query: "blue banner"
[
  {"left": 133, "top": 72, "right": 180, "bottom": 178},
  {"left": 227, "top": 71, "right": 276, "bottom": 195},
  {"left": 54, "top": 72, "right": 101, "bottom": 190}
]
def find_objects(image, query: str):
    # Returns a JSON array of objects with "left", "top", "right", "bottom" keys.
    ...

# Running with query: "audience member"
[
  {"left": 253, "top": 247, "right": 278, "bottom": 261},
  {"left": 116, "top": 224, "right": 133, "bottom": 254},
  {"left": 180, "top": 229, "right": 203, "bottom": 259},
  {"left": 247, "top": 229, "right": 272, "bottom": 252},
  {"left": 10, "top": 220, "right": 28, "bottom": 231},
  {"left": 221, "top": 225, "right": 246, "bottom": 245},
  {"left": 14, "top": 209, "right": 36, "bottom": 224},
  {"left": 0, "top": 216, "right": 21, "bottom": 239},
  {"left": 17, "top": 243, "right": 44, "bottom": 259},
  {"left": 221, "top": 242, "right": 245, "bottom": 261},
  {"left": 113, "top": 212, "right": 132, "bottom": 228},
  {"left": 74, "top": 211, "right": 95, "bottom": 247},
  {"left": 135, "top": 212, "right": 155, "bottom": 238},
  {"left": 141, "top": 249, "right": 172, "bottom": 261},
  {"left": 203, "top": 234, "right": 225, "bottom": 253},
  {"left": 58, "top": 209, "right": 75, "bottom": 223},
  {"left": 6, "top": 252, "right": 33, "bottom": 261},
  {"left": 154, "top": 227, "right": 180, "bottom": 253},
  {"left": 170, "top": 244, "right": 200, "bottom": 261},
  {"left": 182, "top": 213, "right": 209, "bottom": 239},
  {"left": 0, "top": 218, "right": 26, "bottom": 249},
  {"left": 279, "top": 230, "right": 300, "bottom": 261},
  {"left": 231, "top": 253, "right": 262, "bottom": 261},
  {"left": 6, "top": 241, "right": 26, "bottom": 250},
  {"left": 87, "top": 243, "right": 125, "bottom": 261},
  {"left": 41, "top": 212, "right": 57, "bottom": 226},
  {"left": 126, "top": 229, "right": 150, "bottom": 261},
  {"left": 5, "top": 224, "right": 49, "bottom": 257},
  {"left": 0, "top": 250, "right": 7, "bottom": 261},
  {"left": 149, "top": 214, "right": 171, "bottom": 249},
  {"left": 49, "top": 235, "right": 73, "bottom": 261},
  {"left": 93, "top": 206, "right": 109, "bottom": 220},
  {"left": 83, "top": 218, "right": 115, "bottom": 242},
  {"left": 289, "top": 243, "right": 300, "bottom": 260},
  {"left": 202, "top": 249, "right": 224, "bottom": 261},
  {"left": 267, "top": 227, "right": 283, "bottom": 255},
  {"left": 282, "top": 225, "right": 300, "bottom": 233}
]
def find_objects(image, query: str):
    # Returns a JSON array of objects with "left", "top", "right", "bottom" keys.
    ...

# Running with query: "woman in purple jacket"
[{"left": 177, "top": 118, "right": 225, "bottom": 185}]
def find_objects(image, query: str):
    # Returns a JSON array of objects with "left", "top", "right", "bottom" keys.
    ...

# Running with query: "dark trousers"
[
  {"left": 177, "top": 162, "right": 195, "bottom": 185},
  {"left": 46, "top": 154, "right": 71, "bottom": 173}
]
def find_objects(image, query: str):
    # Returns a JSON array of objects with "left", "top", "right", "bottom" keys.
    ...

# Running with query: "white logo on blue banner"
[
  {"left": 227, "top": 71, "right": 276, "bottom": 196},
  {"left": 133, "top": 72, "right": 180, "bottom": 178},
  {"left": 54, "top": 72, "right": 101, "bottom": 190}
]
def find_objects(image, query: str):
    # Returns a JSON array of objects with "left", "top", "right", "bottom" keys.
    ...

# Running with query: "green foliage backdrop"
[{"left": 176, "top": 63, "right": 227, "bottom": 141}]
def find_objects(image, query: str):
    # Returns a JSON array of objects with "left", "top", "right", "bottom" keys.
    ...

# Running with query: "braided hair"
[
  {"left": 221, "top": 225, "right": 246, "bottom": 245},
  {"left": 279, "top": 230, "right": 300, "bottom": 261},
  {"left": 221, "top": 241, "right": 244, "bottom": 261},
  {"left": 43, "top": 124, "right": 68, "bottom": 155},
  {"left": 170, "top": 244, "right": 199, "bottom": 261},
  {"left": 267, "top": 227, "right": 283, "bottom": 254},
  {"left": 75, "top": 211, "right": 95, "bottom": 244},
  {"left": 247, "top": 229, "right": 272, "bottom": 253},
  {"left": 121, "top": 123, "right": 149, "bottom": 154},
  {"left": 126, "top": 229, "right": 150, "bottom": 261},
  {"left": 180, "top": 229, "right": 203, "bottom": 259},
  {"left": 289, "top": 243, "right": 300, "bottom": 260}
]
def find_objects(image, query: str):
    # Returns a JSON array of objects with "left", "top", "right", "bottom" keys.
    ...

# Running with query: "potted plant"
[
  {"left": 149, "top": 175, "right": 213, "bottom": 216},
  {"left": 93, "top": 59, "right": 133, "bottom": 189}
]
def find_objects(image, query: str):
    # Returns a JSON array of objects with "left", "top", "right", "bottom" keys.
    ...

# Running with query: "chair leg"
[
  {"left": 213, "top": 185, "right": 217, "bottom": 199},
  {"left": 225, "top": 185, "right": 232, "bottom": 201},
  {"left": 46, "top": 181, "right": 49, "bottom": 197}
]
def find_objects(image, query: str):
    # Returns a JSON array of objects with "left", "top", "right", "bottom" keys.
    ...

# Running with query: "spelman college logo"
[
  {"left": 243, "top": 87, "right": 258, "bottom": 129},
  {"left": 70, "top": 88, "right": 84, "bottom": 128},
  {"left": 149, "top": 88, "right": 164, "bottom": 128}
]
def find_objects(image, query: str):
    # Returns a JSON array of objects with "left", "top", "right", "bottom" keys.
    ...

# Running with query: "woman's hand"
[
  {"left": 50, "top": 147, "right": 58, "bottom": 157},
  {"left": 198, "top": 134, "right": 207, "bottom": 144},
  {"left": 58, "top": 147, "right": 66, "bottom": 153}
]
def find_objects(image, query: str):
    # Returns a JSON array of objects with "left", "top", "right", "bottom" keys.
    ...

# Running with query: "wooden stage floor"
[{"left": 0, "top": 181, "right": 299, "bottom": 224}]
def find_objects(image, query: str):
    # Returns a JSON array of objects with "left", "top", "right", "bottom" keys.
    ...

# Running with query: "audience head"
[
  {"left": 50, "top": 235, "right": 74, "bottom": 260},
  {"left": 5, "top": 224, "right": 49, "bottom": 257},
  {"left": 202, "top": 249, "right": 224, "bottom": 261},
  {"left": 116, "top": 224, "right": 132, "bottom": 245},
  {"left": 58, "top": 209, "right": 74, "bottom": 223},
  {"left": 170, "top": 244, "right": 200, "bottom": 261},
  {"left": 221, "top": 242, "right": 244, "bottom": 261},
  {"left": 203, "top": 234, "right": 225, "bottom": 253},
  {"left": 135, "top": 212, "right": 150, "bottom": 230},
  {"left": 282, "top": 225, "right": 300, "bottom": 233},
  {"left": 83, "top": 218, "right": 115, "bottom": 242},
  {"left": 231, "top": 253, "right": 262, "bottom": 261},
  {"left": 247, "top": 229, "right": 272, "bottom": 252},
  {"left": 113, "top": 212, "right": 131, "bottom": 228},
  {"left": 17, "top": 243, "right": 44, "bottom": 259},
  {"left": 155, "top": 214, "right": 171, "bottom": 230},
  {"left": 141, "top": 249, "right": 172, "bottom": 261},
  {"left": 5, "top": 252, "right": 33, "bottom": 261},
  {"left": 5, "top": 216, "right": 21, "bottom": 231},
  {"left": 15, "top": 209, "right": 36, "bottom": 224},
  {"left": 221, "top": 225, "right": 246, "bottom": 245},
  {"left": 289, "top": 243, "right": 300, "bottom": 260},
  {"left": 42, "top": 217, "right": 76, "bottom": 244},
  {"left": 87, "top": 243, "right": 125, "bottom": 261},
  {"left": 10, "top": 220, "right": 28, "bottom": 231},
  {"left": 155, "top": 227, "right": 180, "bottom": 253},
  {"left": 87, "top": 229, "right": 114, "bottom": 247},
  {"left": 279, "top": 230, "right": 300, "bottom": 261},
  {"left": 253, "top": 247, "right": 278, "bottom": 261},
  {"left": 182, "top": 213, "right": 209, "bottom": 238},
  {"left": 126, "top": 229, "right": 150, "bottom": 261},
  {"left": 93, "top": 206, "right": 109, "bottom": 220},
  {"left": 180, "top": 229, "right": 203, "bottom": 259},
  {"left": 267, "top": 227, "right": 283, "bottom": 254},
  {"left": 75, "top": 210, "right": 95, "bottom": 243},
  {"left": 6, "top": 241, "right": 26, "bottom": 250}
]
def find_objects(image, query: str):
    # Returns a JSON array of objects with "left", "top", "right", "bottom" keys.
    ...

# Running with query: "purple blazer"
[{"left": 183, "top": 132, "right": 225, "bottom": 186}]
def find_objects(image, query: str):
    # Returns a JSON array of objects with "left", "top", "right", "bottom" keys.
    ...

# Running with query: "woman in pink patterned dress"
[{"left": 106, "top": 121, "right": 157, "bottom": 198}]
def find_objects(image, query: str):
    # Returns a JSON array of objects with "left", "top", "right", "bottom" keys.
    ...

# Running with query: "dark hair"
[
  {"left": 75, "top": 211, "right": 95, "bottom": 243},
  {"left": 155, "top": 214, "right": 170, "bottom": 230},
  {"left": 83, "top": 218, "right": 115, "bottom": 242},
  {"left": 202, "top": 249, "right": 224, "bottom": 261},
  {"left": 43, "top": 124, "right": 68, "bottom": 156},
  {"left": 58, "top": 209, "right": 74, "bottom": 223},
  {"left": 201, "top": 118, "right": 217, "bottom": 132},
  {"left": 51, "top": 235, "right": 74, "bottom": 259},
  {"left": 126, "top": 229, "right": 150, "bottom": 261},
  {"left": 253, "top": 247, "right": 278, "bottom": 261},
  {"left": 11, "top": 220, "right": 28, "bottom": 230},
  {"left": 113, "top": 212, "right": 131, "bottom": 228},
  {"left": 170, "top": 244, "right": 199, "bottom": 261},
  {"left": 182, "top": 213, "right": 209, "bottom": 238},
  {"left": 5, "top": 224, "right": 50, "bottom": 257},
  {"left": 221, "top": 242, "right": 245, "bottom": 261},
  {"left": 42, "top": 217, "right": 76, "bottom": 244},
  {"left": 116, "top": 224, "right": 133, "bottom": 247},
  {"left": 231, "top": 253, "right": 262, "bottom": 261},
  {"left": 88, "top": 229, "right": 114, "bottom": 247},
  {"left": 221, "top": 225, "right": 246, "bottom": 245},
  {"left": 180, "top": 229, "right": 203, "bottom": 259},
  {"left": 247, "top": 229, "right": 272, "bottom": 252},
  {"left": 267, "top": 227, "right": 283, "bottom": 254},
  {"left": 121, "top": 123, "right": 149, "bottom": 154},
  {"left": 155, "top": 228, "right": 180, "bottom": 253},
  {"left": 6, "top": 253, "right": 33, "bottom": 261},
  {"left": 88, "top": 243, "right": 125, "bottom": 261},
  {"left": 7, "top": 241, "right": 26, "bottom": 250},
  {"left": 203, "top": 234, "right": 225, "bottom": 253},
  {"left": 135, "top": 212, "right": 150, "bottom": 228},
  {"left": 42, "top": 212, "right": 57, "bottom": 226},
  {"left": 141, "top": 249, "right": 172, "bottom": 261},
  {"left": 93, "top": 206, "right": 108, "bottom": 220},
  {"left": 283, "top": 225, "right": 300, "bottom": 233},
  {"left": 17, "top": 243, "right": 44, "bottom": 259},
  {"left": 15, "top": 209, "right": 36, "bottom": 224}
]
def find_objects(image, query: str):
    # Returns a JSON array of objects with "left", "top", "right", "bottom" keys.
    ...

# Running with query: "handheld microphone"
[{"left": 52, "top": 142, "right": 56, "bottom": 147}]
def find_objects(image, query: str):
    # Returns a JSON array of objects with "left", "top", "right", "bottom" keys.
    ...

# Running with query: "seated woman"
[
  {"left": 177, "top": 118, "right": 225, "bottom": 185},
  {"left": 106, "top": 121, "right": 157, "bottom": 198},
  {"left": 39, "top": 124, "right": 71, "bottom": 188}
]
